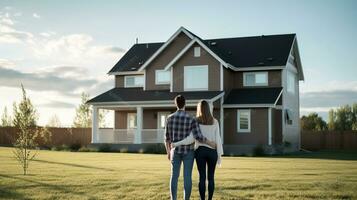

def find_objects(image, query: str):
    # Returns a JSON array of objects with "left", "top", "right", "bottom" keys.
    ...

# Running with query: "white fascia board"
[
  {"left": 274, "top": 89, "right": 284, "bottom": 106},
  {"left": 108, "top": 71, "right": 144, "bottom": 75},
  {"left": 164, "top": 39, "right": 197, "bottom": 71}
]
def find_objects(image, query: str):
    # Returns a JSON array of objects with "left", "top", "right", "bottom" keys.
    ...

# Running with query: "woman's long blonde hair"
[{"left": 196, "top": 100, "right": 214, "bottom": 125}]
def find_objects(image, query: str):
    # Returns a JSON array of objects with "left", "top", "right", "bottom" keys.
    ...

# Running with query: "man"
[{"left": 165, "top": 95, "right": 215, "bottom": 200}]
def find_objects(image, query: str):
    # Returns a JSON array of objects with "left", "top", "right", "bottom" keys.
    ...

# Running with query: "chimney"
[
  {"left": 136, "top": 38, "right": 138, "bottom": 44},
  {"left": 146, "top": 43, "right": 149, "bottom": 48}
]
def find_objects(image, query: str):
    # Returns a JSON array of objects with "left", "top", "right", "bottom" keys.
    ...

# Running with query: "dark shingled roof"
[
  {"left": 108, "top": 33, "right": 295, "bottom": 73},
  {"left": 87, "top": 88, "right": 223, "bottom": 103},
  {"left": 224, "top": 87, "right": 283, "bottom": 105},
  {"left": 109, "top": 42, "right": 163, "bottom": 73}
]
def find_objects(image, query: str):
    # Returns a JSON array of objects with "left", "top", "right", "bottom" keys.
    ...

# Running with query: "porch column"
[
  {"left": 135, "top": 106, "right": 143, "bottom": 144},
  {"left": 268, "top": 107, "right": 272, "bottom": 145},
  {"left": 220, "top": 97, "right": 224, "bottom": 144},
  {"left": 92, "top": 106, "right": 99, "bottom": 143}
]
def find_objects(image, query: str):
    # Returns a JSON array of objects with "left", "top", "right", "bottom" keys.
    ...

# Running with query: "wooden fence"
[
  {"left": 1, "top": 127, "right": 356, "bottom": 150},
  {"left": 301, "top": 131, "right": 357, "bottom": 150},
  {"left": 0, "top": 127, "right": 91, "bottom": 147}
]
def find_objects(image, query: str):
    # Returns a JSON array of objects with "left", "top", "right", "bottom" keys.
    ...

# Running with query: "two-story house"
[{"left": 87, "top": 27, "right": 304, "bottom": 154}]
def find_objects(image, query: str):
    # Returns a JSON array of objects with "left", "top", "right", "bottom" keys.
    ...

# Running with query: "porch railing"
[{"left": 97, "top": 128, "right": 165, "bottom": 144}]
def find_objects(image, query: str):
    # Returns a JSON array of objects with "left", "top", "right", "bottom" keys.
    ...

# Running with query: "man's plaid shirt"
[{"left": 165, "top": 110, "right": 207, "bottom": 154}]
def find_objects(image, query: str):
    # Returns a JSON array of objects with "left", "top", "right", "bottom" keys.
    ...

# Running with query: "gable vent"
[
  {"left": 258, "top": 62, "right": 265, "bottom": 66},
  {"left": 267, "top": 57, "right": 274, "bottom": 61},
  {"left": 210, "top": 41, "right": 217, "bottom": 46}
]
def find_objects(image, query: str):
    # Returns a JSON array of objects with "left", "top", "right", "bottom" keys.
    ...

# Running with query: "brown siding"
[
  {"left": 224, "top": 108, "right": 268, "bottom": 145},
  {"left": 115, "top": 110, "right": 134, "bottom": 129},
  {"left": 115, "top": 75, "right": 125, "bottom": 88},
  {"left": 172, "top": 44, "right": 221, "bottom": 92},
  {"left": 272, "top": 109, "right": 283, "bottom": 145},
  {"left": 145, "top": 32, "right": 191, "bottom": 90},
  {"left": 223, "top": 70, "right": 282, "bottom": 90}
]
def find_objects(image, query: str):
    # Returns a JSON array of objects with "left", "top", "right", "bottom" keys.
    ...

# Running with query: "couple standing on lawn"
[{"left": 165, "top": 95, "right": 224, "bottom": 200}]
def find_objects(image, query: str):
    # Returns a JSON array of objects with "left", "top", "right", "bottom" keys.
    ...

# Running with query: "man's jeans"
[{"left": 170, "top": 150, "right": 195, "bottom": 200}]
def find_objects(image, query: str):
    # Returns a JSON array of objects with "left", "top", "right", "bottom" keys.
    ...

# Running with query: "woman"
[{"left": 171, "top": 100, "right": 223, "bottom": 200}]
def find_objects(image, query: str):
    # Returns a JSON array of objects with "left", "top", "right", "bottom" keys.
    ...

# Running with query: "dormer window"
[
  {"left": 124, "top": 75, "right": 144, "bottom": 87},
  {"left": 194, "top": 47, "right": 201, "bottom": 57},
  {"left": 243, "top": 72, "right": 268, "bottom": 86},
  {"left": 155, "top": 70, "right": 170, "bottom": 85}
]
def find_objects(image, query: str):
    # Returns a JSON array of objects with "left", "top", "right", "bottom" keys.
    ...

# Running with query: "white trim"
[
  {"left": 268, "top": 107, "right": 272, "bottom": 145},
  {"left": 237, "top": 109, "right": 251, "bottom": 133},
  {"left": 138, "top": 27, "right": 194, "bottom": 72},
  {"left": 95, "top": 103, "right": 200, "bottom": 109},
  {"left": 220, "top": 63, "right": 223, "bottom": 91},
  {"left": 183, "top": 65, "right": 209, "bottom": 91},
  {"left": 274, "top": 89, "right": 283, "bottom": 106},
  {"left": 157, "top": 112, "right": 170, "bottom": 129},
  {"left": 127, "top": 112, "right": 137, "bottom": 129},
  {"left": 108, "top": 71, "right": 144, "bottom": 76},
  {"left": 143, "top": 70, "right": 146, "bottom": 90},
  {"left": 124, "top": 75, "right": 144, "bottom": 88},
  {"left": 220, "top": 96, "right": 224, "bottom": 144},
  {"left": 170, "top": 67, "right": 173, "bottom": 92},
  {"left": 243, "top": 71, "right": 268, "bottom": 87},
  {"left": 163, "top": 39, "right": 196, "bottom": 71},
  {"left": 135, "top": 107, "right": 143, "bottom": 144},
  {"left": 223, "top": 104, "right": 275, "bottom": 108},
  {"left": 232, "top": 66, "right": 284, "bottom": 71},
  {"left": 155, "top": 69, "right": 171, "bottom": 85},
  {"left": 91, "top": 106, "right": 99, "bottom": 143}
]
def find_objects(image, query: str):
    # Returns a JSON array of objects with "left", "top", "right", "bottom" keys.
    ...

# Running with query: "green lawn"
[{"left": 0, "top": 147, "right": 357, "bottom": 200}]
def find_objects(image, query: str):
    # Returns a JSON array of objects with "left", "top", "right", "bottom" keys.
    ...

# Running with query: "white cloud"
[
  {"left": 0, "top": 13, "right": 33, "bottom": 43},
  {"left": 32, "top": 13, "right": 41, "bottom": 19},
  {"left": 0, "top": 58, "right": 15, "bottom": 68}
]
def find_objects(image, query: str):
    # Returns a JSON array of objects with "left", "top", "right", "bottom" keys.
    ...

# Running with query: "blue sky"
[{"left": 0, "top": 0, "right": 356, "bottom": 126}]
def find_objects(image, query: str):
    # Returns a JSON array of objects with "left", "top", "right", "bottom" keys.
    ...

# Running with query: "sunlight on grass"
[{"left": 0, "top": 147, "right": 356, "bottom": 199}]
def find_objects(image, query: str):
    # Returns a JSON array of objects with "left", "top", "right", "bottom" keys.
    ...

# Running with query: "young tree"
[
  {"left": 1, "top": 106, "right": 12, "bottom": 126},
  {"left": 300, "top": 113, "right": 327, "bottom": 131},
  {"left": 47, "top": 114, "right": 61, "bottom": 127},
  {"left": 335, "top": 105, "right": 352, "bottom": 131},
  {"left": 12, "top": 84, "right": 39, "bottom": 175},
  {"left": 352, "top": 103, "right": 357, "bottom": 131},
  {"left": 73, "top": 92, "right": 91, "bottom": 128},
  {"left": 328, "top": 109, "right": 336, "bottom": 131},
  {"left": 73, "top": 92, "right": 107, "bottom": 128}
]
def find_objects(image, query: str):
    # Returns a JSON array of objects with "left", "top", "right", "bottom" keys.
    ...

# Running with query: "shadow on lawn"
[
  {"left": 270, "top": 150, "right": 357, "bottom": 161},
  {"left": 33, "top": 159, "right": 115, "bottom": 172},
  {"left": 0, "top": 174, "right": 97, "bottom": 199},
  {"left": 0, "top": 186, "right": 26, "bottom": 199}
]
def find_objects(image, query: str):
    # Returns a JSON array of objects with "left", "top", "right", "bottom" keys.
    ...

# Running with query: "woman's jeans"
[
  {"left": 170, "top": 150, "right": 195, "bottom": 200},
  {"left": 195, "top": 146, "right": 218, "bottom": 200}
]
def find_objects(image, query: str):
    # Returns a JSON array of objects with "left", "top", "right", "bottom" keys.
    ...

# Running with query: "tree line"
[{"left": 300, "top": 103, "right": 357, "bottom": 131}]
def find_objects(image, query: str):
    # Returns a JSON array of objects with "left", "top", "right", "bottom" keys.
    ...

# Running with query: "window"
[
  {"left": 155, "top": 70, "right": 170, "bottom": 85},
  {"left": 184, "top": 65, "right": 208, "bottom": 91},
  {"left": 127, "top": 113, "right": 137, "bottom": 129},
  {"left": 158, "top": 112, "right": 170, "bottom": 129},
  {"left": 125, "top": 75, "right": 144, "bottom": 87},
  {"left": 237, "top": 109, "right": 251, "bottom": 132},
  {"left": 194, "top": 47, "right": 201, "bottom": 57},
  {"left": 243, "top": 72, "right": 268, "bottom": 86},
  {"left": 285, "top": 109, "right": 293, "bottom": 125},
  {"left": 287, "top": 71, "right": 295, "bottom": 94}
]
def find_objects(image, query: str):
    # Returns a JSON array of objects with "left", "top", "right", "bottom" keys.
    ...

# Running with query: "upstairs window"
[
  {"left": 184, "top": 65, "right": 208, "bottom": 91},
  {"left": 237, "top": 109, "right": 251, "bottom": 132},
  {"left": 155, "top": 70, "right": 170, "bottom": 85},
  {"left": 243, "top": 72, "right": 268, "bottom": 86},
  {"left": 125, "top": 75, "right": 144, "bottom": 87},
  {"left": 194, "top": 47, "right": 201, "bottom": 57}
]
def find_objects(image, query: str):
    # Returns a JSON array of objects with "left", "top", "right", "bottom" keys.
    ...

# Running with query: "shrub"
[
  {"left": 253, "top": 145, "right": 265, "bottom": 156},
  {"left": 119, "top": 148, "right": 128, "bottom": 153},
  {"left": 98, "top": 144, "right": 112, "bottom": 152},
  {"left": 69, "top": 142, "right": 82, "bottom": 152},
  {"left": 78, "top": 146, "right": 96, "bottom": 152},
  {"left": 144, "top": 144, "right": 166, "bottom": 154},
  {"left": 51, "top": 144, "right": 71, "bottom": 151}
]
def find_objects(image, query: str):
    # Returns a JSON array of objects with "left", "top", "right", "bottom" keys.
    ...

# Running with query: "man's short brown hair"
[{"left": 174, "top": 95, "right": 185, "bottom": 109}]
